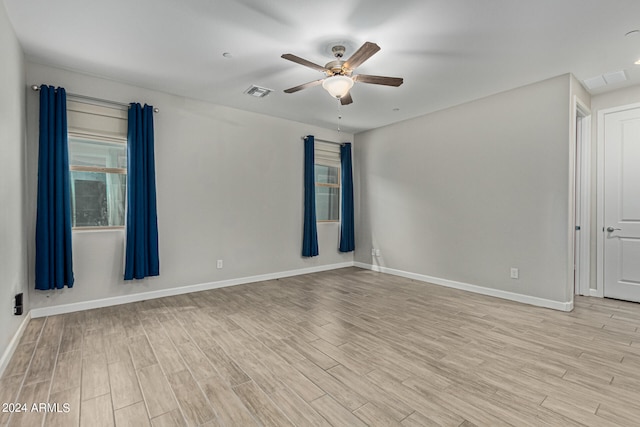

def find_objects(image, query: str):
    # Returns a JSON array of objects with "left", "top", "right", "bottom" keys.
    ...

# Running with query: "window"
[
  {"left": 67, "top": 100, "right": 128, "bottom": 228},
  {"left": 315, "top": 141, "right": 340, "bottom": 222}
]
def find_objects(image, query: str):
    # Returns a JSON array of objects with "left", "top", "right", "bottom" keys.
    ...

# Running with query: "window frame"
[
  {"left": 67, "top": 99, "right": 128, "bottom": 230},
  {"left": 314, "top": 141, "right": 341, "bottom": 223}
]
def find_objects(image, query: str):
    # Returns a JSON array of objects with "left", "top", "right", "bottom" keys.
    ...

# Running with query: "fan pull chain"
[{"left": 337, "top": 101, "right": 342, "bottom": 133}]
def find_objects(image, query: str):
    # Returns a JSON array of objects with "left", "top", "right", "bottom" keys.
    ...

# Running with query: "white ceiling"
[{"left": 5, "top": 0, "right": 640, "bottom": 133}]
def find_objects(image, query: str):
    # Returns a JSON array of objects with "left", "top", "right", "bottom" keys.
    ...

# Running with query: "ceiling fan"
[{"left": 281, "top": 42, "right": 403, "bottom": 105}]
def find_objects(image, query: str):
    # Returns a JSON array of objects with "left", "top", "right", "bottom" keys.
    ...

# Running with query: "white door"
[{"left": 603, "top": 106, "right": 640, "bottom": 302}]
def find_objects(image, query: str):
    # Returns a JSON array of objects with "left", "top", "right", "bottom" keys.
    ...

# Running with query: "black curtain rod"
[{"left": 31, "top": 85, "right": 159, "bottom": 113}]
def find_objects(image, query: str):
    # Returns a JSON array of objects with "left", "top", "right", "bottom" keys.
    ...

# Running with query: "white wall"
[
  {"left": 592, "top": 84, "right": 640, "bottom": 111},
  {"left": 354, "top": 74, "right": 574, "bottom": 305},
  {"left": 0, "top": 1, "right": 28, "bottom": 359},
  {"left": 26, "top": 63, "right": 353, "bottom": 312}
]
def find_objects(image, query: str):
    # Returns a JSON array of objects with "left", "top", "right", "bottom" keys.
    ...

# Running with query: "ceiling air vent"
[
  {"left": 244, "top": 85, "right": 273, "bottom": 98},
  {"left": 583, "top": 70, "right": 627, "bottom": 90}
]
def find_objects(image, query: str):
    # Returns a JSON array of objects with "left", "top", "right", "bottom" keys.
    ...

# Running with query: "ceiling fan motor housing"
[
  {"left": 326, "top": 46, "right": 349, "bottom": 75},
  {"left": 325, "top": 60, "right": 349, "bottom": 76}
]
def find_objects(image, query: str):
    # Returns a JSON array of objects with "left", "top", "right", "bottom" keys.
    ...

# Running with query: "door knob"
[{"left": 606, "top": 226, "right": 622, "bottom": 232}]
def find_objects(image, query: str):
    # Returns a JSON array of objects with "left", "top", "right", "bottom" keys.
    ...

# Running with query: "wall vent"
[{"left": 244, "top": 85, "right": 273, "bottom": 98}]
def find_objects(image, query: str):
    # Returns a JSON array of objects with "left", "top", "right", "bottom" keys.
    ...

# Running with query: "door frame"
[
  {"left": 574, "top": 98, "right": 592, "bottom": 297},
  {"left": 596, "top": 102, "right": 640, "bottom": 297}
]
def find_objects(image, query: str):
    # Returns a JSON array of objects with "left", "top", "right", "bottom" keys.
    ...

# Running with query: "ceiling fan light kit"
[
  {"left": 322, "top": 75, "right": 354, "bottom": 99},
  {"left": 281, "top": 41, "right": 403, "bottom": 105}
]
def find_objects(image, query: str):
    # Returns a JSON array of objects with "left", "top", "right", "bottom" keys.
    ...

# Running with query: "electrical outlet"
[
  {"left": 371, "top": 248, "right": 376, "bottom": 256},
  {"left": 217, "top": 260, "right": 223, "bottom": 269},
  {"left": 375, "top": 249, "right": 381, "bottom": 257},
  {"left": 14, "top": 293, "right": 23, "bottom": 315},
  {"left": 510, "top": 268, "right": 519, "bottom": 279}
]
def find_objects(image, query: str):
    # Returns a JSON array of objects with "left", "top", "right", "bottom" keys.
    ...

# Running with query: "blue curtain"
[
  {"left": 35, "top": 86, "right": 74, "bottom": 290},
  {"left": 339, "top": 143, "right": 355, "bottom": 252},
  {"left": 124, "top": 103, "right": 160, "bottom": 280},
  {"left": 302, "top": 135, "right": 319, "bottom": 257}
]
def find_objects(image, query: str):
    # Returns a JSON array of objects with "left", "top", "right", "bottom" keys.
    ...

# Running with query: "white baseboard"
[
  {"left": 354, "top": 262, "right": 573, "bottom": 312},
  {"left": 29, "top": 259, "right": 575, "bottom": 318},
  {"left": 0, "top": 311, "right": 32, "bottom": 378},
  {"left": 8, "top": 260, "right": 574, "bottom": 372},
  {"left": 30, "top": 262, "right": 355, "bottom": 318}
]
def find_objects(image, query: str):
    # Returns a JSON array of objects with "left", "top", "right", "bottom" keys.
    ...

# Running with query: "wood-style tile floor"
[{"left": 2, "top": 267, "right": 640, "bottom": 426}]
